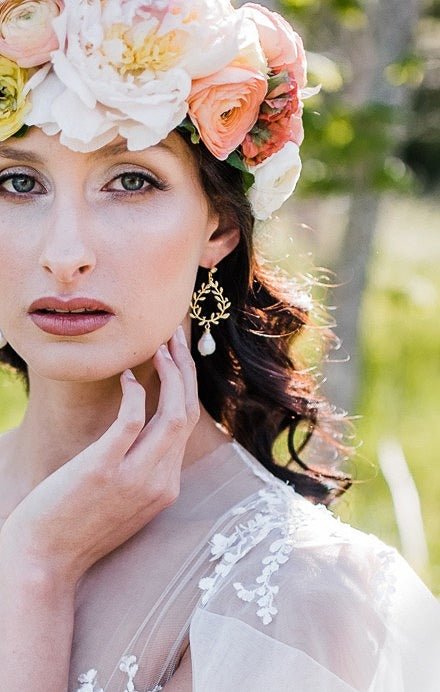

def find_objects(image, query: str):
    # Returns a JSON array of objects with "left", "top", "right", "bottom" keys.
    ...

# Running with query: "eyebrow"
[
  {"left": 92, "top": 140, "right": 178, "bottom": 159},
  {"left": 0, "top": 145, "right": 44, "bottom": 164},
  {"left": 0, "top": 139, "right": 179, "bottom": 163}
]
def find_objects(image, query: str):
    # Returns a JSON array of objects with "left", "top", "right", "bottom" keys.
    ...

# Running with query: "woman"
[{"left": 0, "top": 1, "right": 439, "bottom": 690}]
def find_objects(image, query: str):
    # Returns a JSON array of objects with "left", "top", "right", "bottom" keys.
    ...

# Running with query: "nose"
[{"left": 39, "top": 206, "right": 97, "bottom": 284}]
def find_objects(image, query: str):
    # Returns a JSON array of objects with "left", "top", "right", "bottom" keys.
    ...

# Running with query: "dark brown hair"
[{"left": 0, "top": 132, "right": 353, "bottom": 506}]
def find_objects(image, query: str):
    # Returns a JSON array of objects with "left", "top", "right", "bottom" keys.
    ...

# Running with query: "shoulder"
[
  {"left": 191, "top": 470, "right": 440, "bottom": 690},
  {"left": 205, "top": 442, "right": 429, "bottom": 622},
  {"left": 198, "top": 472, "right": 399, "bottom": 626}
]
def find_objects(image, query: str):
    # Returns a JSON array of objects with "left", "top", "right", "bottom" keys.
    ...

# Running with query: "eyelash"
[
  {"left": 0, "top": 170, "right": 170, "bottom": 200},
  {"left": 104, "top": 172, "right": 171, "bottom": 197}
]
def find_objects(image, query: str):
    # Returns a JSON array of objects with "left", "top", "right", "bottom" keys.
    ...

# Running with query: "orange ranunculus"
[
  {"left": 188, "top": 64, "right": 268, "bottom": 161},
  {"left": 0, "top": 0, "right": 64, "bottom": 68}
]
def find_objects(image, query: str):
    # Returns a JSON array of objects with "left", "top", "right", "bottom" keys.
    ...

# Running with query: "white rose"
[
  {"left": 31, "top": 0, "right": 242, "bottom": 151},
  {"left": 247, "top": 141, "right": 302, "bottom": 221},
  {"left": 24, "top": 69, "right": 121, "bottom": 152}
]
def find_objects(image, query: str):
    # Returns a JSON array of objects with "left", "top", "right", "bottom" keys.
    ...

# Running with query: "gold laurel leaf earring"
[
  {"left": 190, "top": 266, "right": 231, "bottom": 356},
  {"left": 0, "top": 329, "right": 7, "bottom": 348}
]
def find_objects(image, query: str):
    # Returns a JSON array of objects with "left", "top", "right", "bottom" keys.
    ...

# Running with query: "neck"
[{"left": 0, "top": 362, "right": 232, "bottom": 520}]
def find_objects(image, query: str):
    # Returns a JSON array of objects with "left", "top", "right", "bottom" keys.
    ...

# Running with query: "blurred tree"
[
  {"left": 402, "top": 0, "right": 440, "bottom": 190},
  {"left": 317, "top": 0, "right": 420, "bottom": 412},
  {"left": 239, "top": 0, "right": 424, "bottom": 411}
]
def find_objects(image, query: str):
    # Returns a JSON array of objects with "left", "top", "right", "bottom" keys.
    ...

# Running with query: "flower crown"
[{"left": 0, "top": 0, "right": 316, "bottom": 220}]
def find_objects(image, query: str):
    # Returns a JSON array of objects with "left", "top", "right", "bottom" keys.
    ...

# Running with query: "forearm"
[{"left": 0, "top": 547, "right": 75, "bottom": 691}]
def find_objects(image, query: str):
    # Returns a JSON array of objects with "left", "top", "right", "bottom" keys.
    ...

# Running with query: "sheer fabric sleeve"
[{"left": 189, "top": 484, "right": 440, "bottom": 691}]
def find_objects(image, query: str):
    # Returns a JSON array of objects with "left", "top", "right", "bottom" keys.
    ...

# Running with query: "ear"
[{"left": 198, "top": 217, "right": 241, "bottom": 270}]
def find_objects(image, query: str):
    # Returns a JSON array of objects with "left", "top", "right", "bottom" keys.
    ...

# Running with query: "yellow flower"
[
  {"left": 104, "top": 22, "right": 187, "bottom": 76},
  {"left": 0, "top": 55, "right": 30, "bottom": 141}
]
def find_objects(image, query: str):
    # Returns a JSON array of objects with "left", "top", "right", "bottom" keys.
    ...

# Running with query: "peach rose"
[
  {"left": 0, "top": 0, "right": 64, "bottom": 68},
  {"left": 188, "top": 64, "right": 267, "bottom": 161},
  {"left": 242, "top": 2, "right": 307, "bottom": 89}
]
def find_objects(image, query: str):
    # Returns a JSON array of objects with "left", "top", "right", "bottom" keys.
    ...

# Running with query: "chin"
[
  {"left": 29, "top": 353, "right": 159, "bottom": 384},
  {"left": 22, "top": 343, "right": 153, "bottom": 382},
  {"left": 26, "top": 356, "right": 121, "bottom": 384}
]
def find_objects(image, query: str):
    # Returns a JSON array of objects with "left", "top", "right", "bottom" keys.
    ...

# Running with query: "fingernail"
[
  {"left": 160, "top": 344, "right": 172, "bottom": 359},
  {"left": 123, "top": 369, "right": 136, "bottom": 381},
  {"left": 176, "top": 325, "right": 187, "bottom": 346}
]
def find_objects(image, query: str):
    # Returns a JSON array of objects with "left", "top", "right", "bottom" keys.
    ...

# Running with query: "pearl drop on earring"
[{"left": 197, "top": 328, "right": 216, "bottom": 356}]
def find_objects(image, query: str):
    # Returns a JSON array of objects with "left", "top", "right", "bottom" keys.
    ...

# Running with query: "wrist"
[
  {"left": 0, "top": 561, "right": 77, "bottom": 611},
  {"left": 0, "top": 529, "right": 78, "bottom": 597}
]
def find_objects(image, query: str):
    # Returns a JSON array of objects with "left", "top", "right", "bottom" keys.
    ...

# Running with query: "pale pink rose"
[
  {"left": 242, "top": 3, "right": 307, "bottom": 89},
  {"left": 188, "top": 64, "right": 267, "bottom": 161},
  {"left": 0, "top": 0, "right": 64, "bottom": 68}
]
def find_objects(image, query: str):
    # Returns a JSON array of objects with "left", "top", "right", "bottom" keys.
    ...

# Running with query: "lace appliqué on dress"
[
  {"left": 199, "top": 442, "right": 402, "bottom": 628},
  {"left": 198, "top": 480, "right": 345, "bottom": 625},
  {"left": 76, "top": 654, "right": 163, "bottom": 692},
  {"left": 369, "top": 543, "right": 399, "bottom": 620},
  {"left": 199, "top": 469, "right": 402, "bottom": 629},
  {"left": 76, "top": 667, "right": 104, "bottom": 692}
]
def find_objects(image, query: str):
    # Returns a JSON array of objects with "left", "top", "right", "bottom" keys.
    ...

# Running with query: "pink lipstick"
[{"left": 28, "top": 296, "right": 115, "bottom": 336}]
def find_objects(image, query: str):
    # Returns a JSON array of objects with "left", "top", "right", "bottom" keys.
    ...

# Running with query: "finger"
[
  {"left": 168, "top": 327, "right": 200, "bottom": 428},
  {"left": 93, "top": 370, "right": 146, "bottom": 459},
  {"left": 140, "top": 344, "right": 187, "bottom": 451}
]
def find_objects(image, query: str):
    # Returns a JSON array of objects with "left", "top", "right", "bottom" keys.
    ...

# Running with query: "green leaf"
[
  {"left": 177, "top": 117, "right": 200, "bottom": 144},
  {"left": 12, "top": 124, "right": 29, "bottom": 139},
  {"left": 226, "top": 151, "right": 255, "bottom": 193}
]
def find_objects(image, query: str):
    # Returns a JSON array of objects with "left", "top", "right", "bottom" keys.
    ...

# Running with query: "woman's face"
[{"left": 0, "top": 127, "right": 226, "bottom": 382}]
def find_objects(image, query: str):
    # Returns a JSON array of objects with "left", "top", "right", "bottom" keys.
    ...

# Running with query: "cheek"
[
  {"left": 0, "top": 201, "right": 48, "bottom": 257},
  {"left": 104, "top": 193, "right": 206, "bottom": 329},
  {"left": 0, "top": 218, "right": 32, "bottom": 322}
]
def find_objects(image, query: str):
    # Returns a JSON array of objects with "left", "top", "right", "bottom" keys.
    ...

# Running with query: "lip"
[
  {"left": 27, "top": 296, "right": 115, "bottom": 337},
  {"left": 28, "top": 296, "right": 115, "bottom": 314}
]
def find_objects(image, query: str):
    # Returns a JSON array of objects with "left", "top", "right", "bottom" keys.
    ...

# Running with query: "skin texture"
[{"left": 0, "top": 126, "right": 240, "bottom": 690}]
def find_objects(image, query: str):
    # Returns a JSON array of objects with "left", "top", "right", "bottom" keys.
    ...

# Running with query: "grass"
[{"left": 0, "top": 367, "right": 27, "bottom": 431}]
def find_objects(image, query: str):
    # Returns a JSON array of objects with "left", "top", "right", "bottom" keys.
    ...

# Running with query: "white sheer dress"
[{"left": 71, "top": 439, "right": 440, "bottom": 691}]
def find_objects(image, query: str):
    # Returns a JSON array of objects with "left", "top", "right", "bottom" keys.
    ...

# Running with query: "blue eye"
[
  {"left": 119, "top": 173, "right": 149, "bottom": 192},
  {"left": 106, "top": 170, "right": 170, "bottom": 195},
  {"left": 0, "top": 174, "right": 38, "bottom": 194}
]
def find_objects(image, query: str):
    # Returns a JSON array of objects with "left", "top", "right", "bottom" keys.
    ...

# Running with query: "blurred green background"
[
  {"left": 255, "top": 0, "right": 440, "bottom": 595},
  {"left": 1, "top": 0, "right": 439, "bottom": 596}
]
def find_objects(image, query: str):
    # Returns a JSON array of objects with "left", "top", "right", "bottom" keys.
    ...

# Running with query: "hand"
[{"left": 0, "top": 326, "right": 200, "bottom": 586}]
